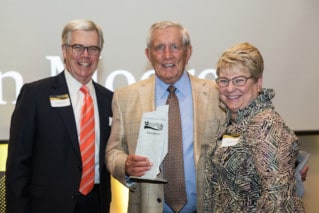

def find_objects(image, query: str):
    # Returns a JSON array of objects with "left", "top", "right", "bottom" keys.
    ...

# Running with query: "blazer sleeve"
[
  {"left": 105, "top": 91, "right": 128, "bottom": 185},
  {"left": 6, "top": 83, "right": 37, "bottom": 212}
]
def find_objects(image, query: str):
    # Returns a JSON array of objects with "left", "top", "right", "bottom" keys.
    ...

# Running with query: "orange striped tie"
[{"left": 79, "top": 85, "right": 95, "bottom": 195}]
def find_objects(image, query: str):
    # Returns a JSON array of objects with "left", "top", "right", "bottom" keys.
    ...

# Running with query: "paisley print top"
[{"left": 204, "top": 88, "right": 304, "bottom": 213}]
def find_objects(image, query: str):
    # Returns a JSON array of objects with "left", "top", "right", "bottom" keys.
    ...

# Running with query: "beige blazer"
[{"left": 106, "top": 73, "right": 225, "bottom": 213}]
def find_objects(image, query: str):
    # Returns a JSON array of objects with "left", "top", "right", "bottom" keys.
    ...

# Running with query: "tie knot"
[
  {"left": 80, "top": 85, "right": 90, "bottom": 95},
  {"left": 167, "top": 85, "right": 176, "bottom": 94}
]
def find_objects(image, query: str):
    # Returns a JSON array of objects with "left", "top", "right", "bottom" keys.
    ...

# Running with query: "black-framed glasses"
[
  {"left": 151, "top": 43, "right": 184, "bottom": 54},
  {"left": 215, "top": 76, "right": 253, "bottom": 87},
  {"left": 65, "top": 44, "right": 101, "bottom": 56}
]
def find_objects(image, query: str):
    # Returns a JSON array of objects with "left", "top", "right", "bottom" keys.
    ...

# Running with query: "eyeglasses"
[
  {"left": 65, "top": 44, "right": 101, "bottom": 56},
  {"left": 215, "top": 76, "right": 253, "bottom": 87},
  {"left": 151, "top": 43, "right": 184, "bottom": 54}
]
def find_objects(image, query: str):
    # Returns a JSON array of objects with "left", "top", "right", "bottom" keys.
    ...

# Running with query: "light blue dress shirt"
[{"left": 155, "top": 72, "right": 196, "bottom": 213}]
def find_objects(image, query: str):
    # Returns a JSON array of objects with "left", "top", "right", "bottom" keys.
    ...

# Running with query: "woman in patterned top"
[{"left": 204, "top": 42, "right": 305, "bottom": 212}]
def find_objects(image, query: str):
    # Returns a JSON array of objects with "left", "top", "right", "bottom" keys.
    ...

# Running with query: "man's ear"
[{"left": 145, "top": 48, "right": 151, "bottom": 60}]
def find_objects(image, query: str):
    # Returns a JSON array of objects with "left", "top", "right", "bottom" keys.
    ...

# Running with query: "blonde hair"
[{"left": 216, "top": 42, "right": 264, "bottom": 79}]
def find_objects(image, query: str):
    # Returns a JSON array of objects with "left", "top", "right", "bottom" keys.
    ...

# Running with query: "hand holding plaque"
[{"left": 131, "top": 105, "right": 168, "bottom": 182}]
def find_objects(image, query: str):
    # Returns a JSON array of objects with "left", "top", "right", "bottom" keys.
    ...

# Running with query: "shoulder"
[
  {"left": 248, "top": 108, "right": 297, "bottom": 141},
  {"left": 188, "top": 74, "right": 219, "bottom": 100},
  {"left": 26, "top": 75, "right": 59, "bottom": 87},
  {"left": 189, "top": 74, "right": 217, "bottom": 90},
  {"left": 19, "top": 74, "right": 63, "bottom": 95},
  {"left": 114, "top": 76, "right": 155, "bottom": 94},
  {"left": 189, "top": 73, "right": 215, "bottom": 84},
  {"left": 93, "top": 81, "right": 113, "bottom": 97},
  {"left": 250, "top": 108, "right": 283, "bottom": 126}
]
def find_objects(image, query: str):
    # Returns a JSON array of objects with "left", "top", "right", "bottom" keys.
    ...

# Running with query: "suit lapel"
[
  {"left": 189, "top": 75, "right": 210, "bottom": 166},
  {"left": 51, "top": 72, "right": 81, "bottom": 158},
  {"left": 94, "top": 82, "right": 112, "bottom": 171},
  {"left": 138, "top": 76, "right": 156, "bottom": 112}
]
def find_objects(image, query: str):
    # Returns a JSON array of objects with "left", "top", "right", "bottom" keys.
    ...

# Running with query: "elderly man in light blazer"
[{"left": 106, "top": 21, "right": 224, "bottom": 213}]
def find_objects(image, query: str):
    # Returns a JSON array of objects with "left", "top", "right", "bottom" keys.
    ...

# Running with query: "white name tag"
[
  {"left": 221, "top": 134, "right": 240, "bottom": 147},
  {"left": 50, "top": 94, "right": 71, "bottom": 107},
  {"left": 109, "top": 117, "right": 112, "bottom": 126}
]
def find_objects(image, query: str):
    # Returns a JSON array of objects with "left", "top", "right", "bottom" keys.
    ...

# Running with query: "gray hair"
[
  {"left": 61, "top": 19, "right": 104, "bottom": 49},
  {"left": 146, "top": 20, "right": 191, "bottom": 48}
]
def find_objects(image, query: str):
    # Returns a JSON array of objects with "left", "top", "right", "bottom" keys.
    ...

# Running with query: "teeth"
[
  {"left": 79, "top": 62, "right": 89, "bottom": 67},
  {"left": 163, "top": 63, "right": 174, "bottom": 68},
  {"left": 228, "top": 95, "right": 239, "bottom": 99}
]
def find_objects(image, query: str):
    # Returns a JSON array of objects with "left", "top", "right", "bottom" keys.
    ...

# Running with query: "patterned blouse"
[{"left": 204, "top": 88, "right": 304, "bottom": 212}]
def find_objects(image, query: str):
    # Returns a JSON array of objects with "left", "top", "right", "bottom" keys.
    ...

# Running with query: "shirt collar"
[
  {"left": 65, "top": 69, "right": 94, "bottom": 92},
  {"left": 155, "top": 71, "right": 189, "bottom": 99}
]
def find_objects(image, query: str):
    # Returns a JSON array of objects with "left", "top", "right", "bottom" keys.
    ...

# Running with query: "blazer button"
[{"left": 157, "top": 198, "right": 162, "bottom": 203}]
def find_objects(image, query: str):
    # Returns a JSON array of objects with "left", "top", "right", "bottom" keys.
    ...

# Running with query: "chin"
[{"left": 228, "top": 106, "right": 240, "bottom": 112}]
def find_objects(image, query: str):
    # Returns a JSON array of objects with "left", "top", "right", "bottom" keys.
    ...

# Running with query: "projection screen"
[{"left": 1, "top": 0, "right": 319, "bottom": 140}]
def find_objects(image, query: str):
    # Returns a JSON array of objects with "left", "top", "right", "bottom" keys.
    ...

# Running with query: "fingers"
[{"left": 125, "top": 155, "right": 152, "bottom": 177}]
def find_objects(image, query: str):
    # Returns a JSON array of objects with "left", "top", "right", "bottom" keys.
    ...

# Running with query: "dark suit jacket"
[{"left": 5, "top": 71, "right": 113, "bottom": 213}]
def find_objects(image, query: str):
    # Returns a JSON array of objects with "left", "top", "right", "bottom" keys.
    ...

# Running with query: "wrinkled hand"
[
  {"left": 300, "top": 165, "right": 309, "bottom": 182},
  {"left": 125, "top": 155, "right": 152, "bottom": 177}
]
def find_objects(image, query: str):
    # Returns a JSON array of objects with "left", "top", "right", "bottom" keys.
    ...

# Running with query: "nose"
[
  {"left": 81, "top": 47, "right": 90, "bottom": 57},
  {"left": 162, "top": 46, "right": 173, "bottom": 58},
  {"left": 225, "top": 81, "right": 235, "bottom": 92}
]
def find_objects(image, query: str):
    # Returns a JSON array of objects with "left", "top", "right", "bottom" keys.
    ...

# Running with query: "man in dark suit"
[{"left": 5, "top": 19, "right": 113, "bottom": 213}]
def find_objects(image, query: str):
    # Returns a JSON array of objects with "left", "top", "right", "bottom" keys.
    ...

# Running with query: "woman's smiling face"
[{"left": 217, "top": 65, "right": 262, "bottom": 117}]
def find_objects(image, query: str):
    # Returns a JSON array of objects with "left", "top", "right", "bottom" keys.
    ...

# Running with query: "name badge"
[
  {"left": 221, "top": 134, "right": 240, "bottom": 147},
  {"left": 109, "top": 117, "right": 112, "bottom": 126},
  {"left": 50, "top": 94, "right": 70, "bottom": 107}
]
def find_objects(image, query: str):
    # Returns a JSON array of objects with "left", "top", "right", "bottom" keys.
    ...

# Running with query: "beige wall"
[{"left": 2, "top": 1, "right": 319, "bottom": 140}]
